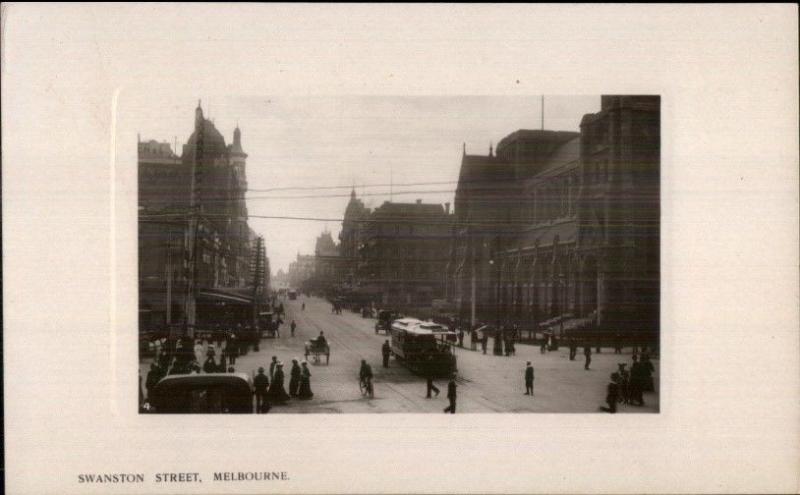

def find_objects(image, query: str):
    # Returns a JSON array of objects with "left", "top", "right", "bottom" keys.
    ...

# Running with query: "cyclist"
[{"left": 359, "top": 359, "right": 374, "bottom": 398}]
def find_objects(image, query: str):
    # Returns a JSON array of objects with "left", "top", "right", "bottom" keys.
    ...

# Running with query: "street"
[{"left": 141, "top": 296, "right": 659, "bottom": 413}]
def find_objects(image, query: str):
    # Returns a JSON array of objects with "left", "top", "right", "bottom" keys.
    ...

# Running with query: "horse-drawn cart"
[{"left": 304, "top": 338, "right": 330, "bottom": 365}]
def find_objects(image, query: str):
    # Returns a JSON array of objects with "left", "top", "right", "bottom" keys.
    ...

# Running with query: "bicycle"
[{"left": 359, "top": 377, "right": 374, "bottom": 398}]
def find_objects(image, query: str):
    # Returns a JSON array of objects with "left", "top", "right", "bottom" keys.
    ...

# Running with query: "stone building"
[
  {"left": 311, "top": 230, "right": 341, "bottom": 295},
  {"left": 338, "top": 188, "right": 371, "bottom": 288},
  {"left": 138, "top": 102, "right": 267, "bottom": 331},
  {"left": 358, "top": 200, "right": 451, "bottom": 309},
  {"left": 288, "top": 253, "right": 315, "bottom": 291},
  {"left": 447, "top": 95, "right": 659, "bottom": 339}
]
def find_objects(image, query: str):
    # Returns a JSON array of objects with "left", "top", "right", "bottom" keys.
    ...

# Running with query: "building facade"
[
  {"left": 138, "top": 102, "right": 268, "bottom": 332},
  {"left": 287, "top": 254, "right": 315, "bottom": 291},
  {"left": 447, "top": 95, "right": 660, "bottom": 339},
  {"left": 358, "top": 200, "right": 451, "bottom": 309},
  {"left": 338, "top": 188, "right": 371, "bottom": 289}
]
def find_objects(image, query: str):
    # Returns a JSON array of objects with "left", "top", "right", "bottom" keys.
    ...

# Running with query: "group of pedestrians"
[
  {"left": 253, "top": 355, "right": 314, "bottom": 413},
  {"left": 600, "top": 349, "right": 656, "bottom": 413}
]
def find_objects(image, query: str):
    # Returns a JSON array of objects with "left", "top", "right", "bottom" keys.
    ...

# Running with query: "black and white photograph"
[
  {"left": 136, "top": 95, "right": 660, "bottom": 414},
  {"left": 3, "top": 4, "right": 798, "bottom": 494}
]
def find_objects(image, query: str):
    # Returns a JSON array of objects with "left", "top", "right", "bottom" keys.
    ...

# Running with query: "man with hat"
[
  {"left": 253, "top": 367, "right": 270, "bottom": 413},
  {"left": 524, "top": 361, "right": 534, "bottom": 396},
  {"left": 381, "top": 340, "right": 391, "bottom": 368}
]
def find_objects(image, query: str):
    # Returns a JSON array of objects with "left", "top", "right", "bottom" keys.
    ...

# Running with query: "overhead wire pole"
[
  {"left": 185, "top": 101, "right": 204, "bottom": 339},
  {"left": 251, "top": 236, "right": 263, "bottom": 328}
]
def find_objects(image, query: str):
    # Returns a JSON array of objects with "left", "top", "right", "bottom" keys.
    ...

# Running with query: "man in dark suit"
[
  {"left": 253, "top": 367, "right": 270, "bottom": 413},
  {"left": 443, "top": 374, "right": 457, "bottom": 414},
  {"left": 524, "top": 362, "right": 534, "bottom": 396},
  {"left": 382, "top": 340, "right": 391, "bottom": 368}
]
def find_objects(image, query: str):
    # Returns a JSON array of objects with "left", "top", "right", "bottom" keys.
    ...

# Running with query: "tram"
[{"left": 390, "top": 318, "right": 457, "bottom": 377}]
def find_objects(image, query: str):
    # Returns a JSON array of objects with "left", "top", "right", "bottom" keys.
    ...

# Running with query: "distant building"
[
  {"left": 338, "top": 188, "right": 371, "bottom": 288},
  {"left": 358, "top": 200, "right": 451, "bottom": 309},
  {"left": 288, "top": 253, "right": 315, "bottom": 291},
  {"left": 311, "top": 230, "right": 341, "bottom": 295},
  {"left": 447, "top": 95, "right": 660, "bottom": 339}
]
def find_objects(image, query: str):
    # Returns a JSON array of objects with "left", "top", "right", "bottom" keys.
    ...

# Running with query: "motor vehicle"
[
  {"left": 147, "top": 373, "right": 254, "bottom": 414},
  {"left": 288, "top": 289, "right": 298, "bottom": 300}
]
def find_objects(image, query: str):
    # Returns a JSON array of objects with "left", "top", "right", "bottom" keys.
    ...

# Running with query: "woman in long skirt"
[
  {"left": 289, "top": 359, "right": 301, "bottom": 397},
  {"left": 298, "top": 361, "right": 313, "bottom": 400},
  {"left": 267, "top": 362, "right": 290, "bottom": 404}
]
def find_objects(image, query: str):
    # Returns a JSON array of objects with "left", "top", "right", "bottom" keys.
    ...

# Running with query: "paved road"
[{"left": 141, "top": 296, "right": 659, "bottom": 413}]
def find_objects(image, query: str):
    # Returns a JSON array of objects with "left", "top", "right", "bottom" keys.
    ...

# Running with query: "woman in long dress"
[
  {"left": 267, "top": 362, "right": 290, "bottom": 404},
  {"left": 298, "top": 362, "right": 313, "bottom": 400},
  {"left": 289, "top": 359, "right": 301, "bottom": 397}
]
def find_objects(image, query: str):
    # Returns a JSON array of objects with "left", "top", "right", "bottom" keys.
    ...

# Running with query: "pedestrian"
[
  {"left": 443, "top": 374, "right": 457, "bottom": 414},
  {"left": 457, "top": 328, "right": 464, "bottom": 348},
  {"left": 569, "top": 338, "right": 578, "bottom": 361},
  {"left": 302, "top": 302, "right": 306, "bottom": 311},
  {"left": 599, "top": 373, "right": 620, "bottom": 413},
  {"left": 629, "top": 355, "right": 646, "bottom": 406},
  {"left": 203, "top": 355, "right": 217, "bottom": 374},
  {"left": 254, "top": 367, "right": 270, "bottom": 413},
  {"left": 540, "top": 335, "right": 547, "bottom": 354},
  {"left": 617, "top": 363, "right": 630, "bottom": 404},
  {"left": 470, "top": 329, "right": 478, "bottom": 351},
  {"left": 290, "top": 320, "right": 296, "bottom": 337},
  {"left": 614, "top": 333, "right": 623, "bottom": 354},
  {"left": 524, "top": 361, "right": 534, "bottom": 396},
  {"left": 493, "top": 327, "right": 504, "bottom": 356},
  {"left": 584, "top": 346, "right": 592, "bottom": 370},
  {"left": 269, "top": 356, "right": 278, "bottom": 381},
  {"left": 359, "top": 359, "right": 374, "bottom": 398},
  {"left": 298, "top": 361, "right": 313, "bottom": 399},
  {"left": 289, "top": 358, "right": 301, "bottom": 397},
  {"left": 193, "top": 339, "right": 204, "bottom": 366},
  {"left": 425, "top": 357, "right": 440, "bottom": 399},
  {"left": 268, "top": 362, "right": 290, "bottom": 404},
  {"left": 481, "top": 333, "right": 488, "bottom": 355},
  {"left": 382, "top": 340, "right": 392, "bottom": 368},
  {"left": 227, "top": 332, "right": 238, "bottom": 365},
  {"left": 218, "top": 352, "right": 227, "bottom": 373}
]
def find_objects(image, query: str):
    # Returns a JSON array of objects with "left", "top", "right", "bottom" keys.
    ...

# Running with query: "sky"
[{"left": 132, "top": 95, "right": 601, "bottom": 273}]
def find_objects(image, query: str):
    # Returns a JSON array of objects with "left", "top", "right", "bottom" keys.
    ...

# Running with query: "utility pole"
[
  {"left": 470, "top": 240, "right": 476, "bottom": 328},
  {"left": 251, "top": 236, "right": 264, "bottom": 327},
  {"left": 165, "top": 234, "right": 173, "bottom": 325},
  {"left": 184, "top": 101, "right": 204, "bottom": 339}
]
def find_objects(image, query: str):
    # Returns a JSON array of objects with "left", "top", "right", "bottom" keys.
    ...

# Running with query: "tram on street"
[{"left": 390, "top": 318, "right": 457, "bottom": 377}]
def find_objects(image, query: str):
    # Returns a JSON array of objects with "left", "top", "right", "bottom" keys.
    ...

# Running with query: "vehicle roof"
[
  {"left": 155, "top": 372, "right": 253, "bottom": 388},
  {"left": 392, "top": 317, "right": 422, "bottom": 327},
  {"left": 407, "top": 322, "right": 456, "bottom": 336}
]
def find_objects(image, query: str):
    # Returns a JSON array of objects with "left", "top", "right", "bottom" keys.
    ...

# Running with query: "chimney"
[
  {"left": 416, "top": 199, "right": 422, "bottom": 204},
  {"left": 444, "top": 202, "right": 450, "bottom": 214}
]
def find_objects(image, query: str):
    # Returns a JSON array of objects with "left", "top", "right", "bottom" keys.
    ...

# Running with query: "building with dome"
[{"left": 138, "top": 102, "right": 268, "bottom": 332}]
